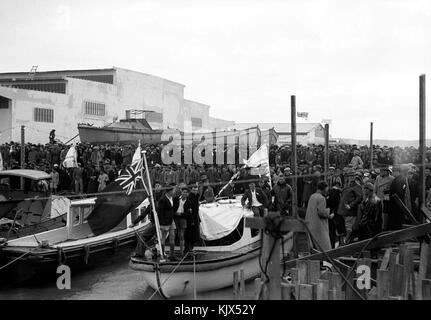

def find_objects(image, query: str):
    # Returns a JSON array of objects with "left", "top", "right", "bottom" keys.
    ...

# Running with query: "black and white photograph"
[{"left": 0, "top": 0, "right": 430, "bottom": 312}]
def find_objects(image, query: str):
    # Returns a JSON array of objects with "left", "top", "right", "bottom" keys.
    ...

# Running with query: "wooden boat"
[
  {"left": 0, "top": 197, "right": 150, "bottom": 287},
  {"left": 78, "top": 119, "right": 164, "bottom": 145},
  {"left": 129, "top": 198, "right": 294, "bottom": 298}
]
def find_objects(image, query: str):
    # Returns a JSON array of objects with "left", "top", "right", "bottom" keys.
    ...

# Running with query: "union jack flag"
[{"left": 115, "top": 159, "right": 143, "bottom": 195}]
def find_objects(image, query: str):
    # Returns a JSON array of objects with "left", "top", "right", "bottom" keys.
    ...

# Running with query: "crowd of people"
[{"left": 1, "top": 139, "right": 431, "bottom": 258}]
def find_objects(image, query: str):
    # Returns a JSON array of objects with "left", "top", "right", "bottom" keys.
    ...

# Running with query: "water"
[{"left": 0, "top": 256, "right": 254, "bottom": 300}]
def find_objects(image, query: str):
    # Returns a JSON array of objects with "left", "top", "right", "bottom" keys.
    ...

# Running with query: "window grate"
[{"left": 34, "top": 107, "right": 54, "bottom": 123}]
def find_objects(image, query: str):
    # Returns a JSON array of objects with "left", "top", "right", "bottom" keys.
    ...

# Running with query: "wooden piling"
[{"left": 419, "top": 74, "right": 426, "bottom": 220}]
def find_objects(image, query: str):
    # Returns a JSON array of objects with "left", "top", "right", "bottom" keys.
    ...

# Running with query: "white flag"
[
  {"left": 132, "top": 141, "right": 142, "bottom": 164},
  {"left": 243, "top": 143, "right": 270, "bottom": 177},
  {"left": 63, "top": 144, "right": 78, "bottom": 168},
  {"left": 0, "top": 151, "right": 3, "bottom": 171}
]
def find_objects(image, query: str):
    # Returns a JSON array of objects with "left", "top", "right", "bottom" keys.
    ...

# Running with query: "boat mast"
[{"left": 142, "top": 149, "right": 165, "bottom": 260}]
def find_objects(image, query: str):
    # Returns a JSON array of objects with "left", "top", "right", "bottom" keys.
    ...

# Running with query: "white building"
[
  {"left": 229, "top": 122, "right": 326, "bottom": 145},
  {"left": 0, "top": 67, "right": 226, "bottom": 144}
]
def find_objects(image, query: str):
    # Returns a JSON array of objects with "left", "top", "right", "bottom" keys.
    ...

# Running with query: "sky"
[{"left": 0, "top": 0, "right": 430, "bottom": 140}]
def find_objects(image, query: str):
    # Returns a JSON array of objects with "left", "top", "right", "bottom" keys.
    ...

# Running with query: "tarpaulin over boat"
[{"left": 198, "top": 199, "right": 253, "bottom": 241}]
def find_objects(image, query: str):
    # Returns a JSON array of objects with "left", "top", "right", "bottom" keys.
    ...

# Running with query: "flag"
[
  {"left": 86, "top": 158, "right": 147, "bottom": 235},
  {"left": 131, "top": 141, "right": 141, "bottom": 164},
  {"left": 297, "top": 112, "right": 309, "bottom": 120},
  {"left": 62, "top": 144, "right": 78, "bottom": 168},
  {"left": 243, "top": 143, "right": 271, "bottom": 179}
]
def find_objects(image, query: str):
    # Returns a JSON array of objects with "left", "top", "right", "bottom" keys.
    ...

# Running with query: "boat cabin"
[{"left": 0, "top": 169, "right": 52, "bottom": 226}]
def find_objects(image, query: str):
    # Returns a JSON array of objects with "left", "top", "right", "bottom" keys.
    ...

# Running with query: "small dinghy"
[{"left": 130, "top": 197, "right": 294, "bottom": 298}]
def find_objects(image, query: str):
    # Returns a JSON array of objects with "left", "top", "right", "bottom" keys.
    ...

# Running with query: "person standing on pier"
[{"left": 305, "top": 181, "right": 331, "bottom": 252}]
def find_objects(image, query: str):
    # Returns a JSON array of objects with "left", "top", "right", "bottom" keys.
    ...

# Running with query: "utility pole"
[
  {"left": 419, "top": 74, "right": 426, "bottom": 219},
  {"left": 290, "top": 95, "right": 298, "bottom": 219},
  {"left": 324, "top": 124, "right": 329, "bottom": 181},
  {"left": 370, "top": 122, "right": 374, "bottom": 170}
]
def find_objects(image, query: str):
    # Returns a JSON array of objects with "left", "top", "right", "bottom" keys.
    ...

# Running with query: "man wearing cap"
[
  {"left": 349, "top": 182, "right": 382, "bottom": 242},
  {"left": 338, "top": 170, "right": 363, "bottom": 243},
  {"left": 374, "top": 166, "right": 394, "bottom": 230}
]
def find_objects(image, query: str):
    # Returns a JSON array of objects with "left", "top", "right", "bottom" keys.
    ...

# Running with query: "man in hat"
[
  {"left": 374, "top": 166, "right": 394, "bottom": 230},
  {"left": 349, "top": 182, "right": 382, "bottom": 242},
  {"left": 305, "top": 181, "right": 331, "bottom": 251}
]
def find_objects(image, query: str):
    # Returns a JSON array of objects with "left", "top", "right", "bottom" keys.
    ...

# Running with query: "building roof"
[{"left": 228, "top": 123, "right": 323, "bottom": 134}]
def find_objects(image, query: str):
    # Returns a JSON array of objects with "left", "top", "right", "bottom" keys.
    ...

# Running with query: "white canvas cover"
[{"left": 199, "top": 198, "right": 253, "bottom": 241}]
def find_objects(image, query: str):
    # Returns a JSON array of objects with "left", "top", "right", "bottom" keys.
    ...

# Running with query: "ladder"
[{"left": 27, "top": 65, "right": 38, "bottom": 80}]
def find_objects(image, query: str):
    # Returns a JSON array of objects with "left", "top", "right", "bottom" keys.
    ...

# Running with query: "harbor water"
[{"left": 0, "top": 250, "right": 255, "bottom": 300}]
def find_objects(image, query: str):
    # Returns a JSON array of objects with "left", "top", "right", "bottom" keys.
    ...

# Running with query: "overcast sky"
[{"left": 1, "top": 0, "right": 430, "bottom": 140}]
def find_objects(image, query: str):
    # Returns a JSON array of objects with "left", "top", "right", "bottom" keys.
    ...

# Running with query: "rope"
[
  {"left": 0, "top": 251, "right": 31, "bottom": 271},
  {"left": 148, "top": 251, "right": 191, "bottom": 300}
]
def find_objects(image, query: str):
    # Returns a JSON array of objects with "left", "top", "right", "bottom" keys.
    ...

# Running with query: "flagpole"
[{"left": 142, "top": 150, "right": 165, "bottom": 260}]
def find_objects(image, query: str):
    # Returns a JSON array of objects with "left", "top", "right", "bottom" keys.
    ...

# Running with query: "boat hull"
[
  {"left": 130, "top": 236, "right": 293, "bottom": 298},
  {"left": 78, "top": 124, "right": 163, "bottom": 145},
  {"left": 0, "top": 229, "right": 140, "bottom": 287}
]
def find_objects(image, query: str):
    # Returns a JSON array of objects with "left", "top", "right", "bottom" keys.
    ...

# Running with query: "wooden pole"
[
  {"left": 419, "top": 74, "right": 426, "bottom": 219},
  {"left": 324, "top": 124, "right": 329, "bottom": 181},
  {"left": 370, "top": 122, "right": 374, "bottom": 169},
  {"left": 20, "top": 125, "right": 25, "bottom": 189},
  {"left": 291, "top": 95, "right": 298, "bottom": 218}
]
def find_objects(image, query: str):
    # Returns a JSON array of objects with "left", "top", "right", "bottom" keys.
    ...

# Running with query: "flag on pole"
[
  {"left": 86, "top": 142, "right": 146, "bottom": 235},
  {"left": 62, "top": 144, "right": 78, "bottom": 168}
]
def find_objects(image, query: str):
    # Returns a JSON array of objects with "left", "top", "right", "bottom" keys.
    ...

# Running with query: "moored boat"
[
  {"left": 129, "top": 198, "right": 294, "bottom": 298},
  {"left": 0, "top": 197, "right": 150, "bottom": 287}
]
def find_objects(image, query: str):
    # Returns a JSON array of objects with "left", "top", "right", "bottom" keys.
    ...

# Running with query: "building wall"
[
  {"left": 0, "top": 96, "right": 12, "bottom": 142},
  {"left": 114, "top": 68, "right": 185, "bottom": 130},
  {"left": 0, "top": 86, "right": 72, "bottom": 144},
  {"left": 183, "top": 99, "right": 210, "bottom": 130}
]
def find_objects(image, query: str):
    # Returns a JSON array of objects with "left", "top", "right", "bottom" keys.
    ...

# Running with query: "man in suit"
[
  {"left": 185, "top": 184, "right": 201, "bottom": 255},
  {"left": 157, "top": 183, "right": 178, "bottom": 261},
  {"left": 241, "top": 182, "right": 268, "bottom": 218},
  {"left": 173, "top": 188, "right": 192, "bottom": 256}
]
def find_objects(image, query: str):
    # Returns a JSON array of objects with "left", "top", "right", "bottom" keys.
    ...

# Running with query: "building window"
[
  {"left": 84, "top": 101, "right": 106, "bottom": 116},
  {"left": 34, "top": 107, "right": 54, "bottom": 123},
  {"left": 191, "top": 117, "right": 203, "bottom": 128}
]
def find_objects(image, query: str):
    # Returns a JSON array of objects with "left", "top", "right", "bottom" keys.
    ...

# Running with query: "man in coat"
[
  {"left": 374, "top": 166, "right": 394, "bottom": 230},
  {"left": 241, "top": 182, "right": 268, "bottom": 217},
  {"left": 305, "top": 181, "right": 331, "bottom": 252},
  {"left": 271, "top": 176, "right": 293, "bottom": 215},
  {"left": 349, "top": 182, "right": 383, "bottom": 242},
  {"left": 173, "top": 188, "right": 193, "bottom": 256},
  {"left": 185, "top": 184, "right": 201, "bottom": 255},
  {"left": 338, "top": 172, "right": 363, "bottom": 243},
  {"left": 388, "top": 164, "right": 412, "bottom": 230}
]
